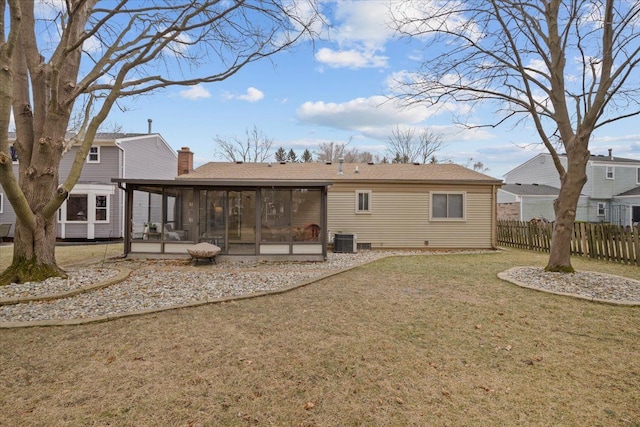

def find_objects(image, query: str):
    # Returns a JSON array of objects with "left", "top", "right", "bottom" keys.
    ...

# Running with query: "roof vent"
[
  {"left": 279, "top": 161, "right": 286, "bottom": 164},
  {"left": 236, "top": 160, "right": 243, "bottom": 164},
  {"left": 368, "top": 162, "right": 374, "bottom": 165},
  {"left": 608, "top": 148, "right": 613, "bottom": 160},
  {"left": 354, "top": 166, "right": 359, "bottom": 174},
  {"left": 338, "top": 157, "right": 344, "bottom": 175},
  {"left": 413, "top": 162, "right": 420, "bottom": 165},
  {"left": 325, "top": 161, "right": 332, "bottom": 165},
  {"left": 532, "top": 183, "right": 539, "bottom": 186},
  {"left": 267, "top": 162, "right": 272, "bottom": 167}
]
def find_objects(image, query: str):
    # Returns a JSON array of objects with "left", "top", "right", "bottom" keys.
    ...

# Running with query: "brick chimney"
[{"left": 177, "top": 146, "right": 193, "bottom": 176}]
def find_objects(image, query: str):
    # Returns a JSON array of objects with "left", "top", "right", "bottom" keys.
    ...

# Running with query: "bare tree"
[
  {"left": 386, "top": 125, "right": 446, "bottom": 164},
  {"left": 0, "top": 0, "right": 320, "bottom": 284},
  {"left": 214, "top": 126, "right": 274, "bottom": 163},
  {"left": 314, "top": 139, "right": 375, "bottom": 163},
  {"left": 391, "top": 1, "right": 640, "bottom": 272},
  {"left": 315, "top": 140, "right": 348, "bottom": 163},
  {"left": 464, "top": 158, "right": 490, "bottom": 174}
]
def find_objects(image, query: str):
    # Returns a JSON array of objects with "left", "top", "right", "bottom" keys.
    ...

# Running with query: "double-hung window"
[
  {"left": 431, "top": 192, "right": 465, "bottom": 220},
  {"left": 355, "top": 190, "right": 371, "bottom": 214},
  {"left": 95, "top": 195, "right": 108, "bottom": 221},
  {"left": 88, "top": 146, "right": 100, "bottom": 163},
  {"left": 605, "top": 165, "right": 614, "bottom": 180}
]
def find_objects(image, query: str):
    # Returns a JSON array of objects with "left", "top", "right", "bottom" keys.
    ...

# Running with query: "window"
[
  {"left": 636, "top": 167, "right": 640, "bottom": 184},
  {"left": 431, "top": 192, "right": 465, "bottom": 220},
  {"left": 0, "top": 193, "right": 3, "bottom": 213},
  {"left": 88, "top": 146, "right": 100, "bottom": 163},
  {"left": 10, "top": 146, "right": 18, "bottom": 162},
  {"left": 261, "top": 189, "right": 291, "bottom": 242},
  {"left": 60, "top": 185, "right": 114, "bottom": 224},
  {"left": 606, "top": 165, "right": 614, "bottom": 179},
  {"left": 67, "top": 194, "right": 88, "bottom": 221},
  {"left": 597, "top": 202, "right": 607, "bottom": 217},
  {"left": 95, "top": 195, "right": 108, "bottom": 221},
  {"left": 356, "top": 190, "right": 371, "bottom": 214}
]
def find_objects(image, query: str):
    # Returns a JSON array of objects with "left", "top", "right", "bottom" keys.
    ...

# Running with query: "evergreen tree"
[
  {"left": 288, "top": 149, "right": 298, "bottom": 163},
  {"left": 274, "top": 146, "right": 287, "bottom": 162},
  {"left": 302, "top": 149, "right": 313, "bottom": 162}
]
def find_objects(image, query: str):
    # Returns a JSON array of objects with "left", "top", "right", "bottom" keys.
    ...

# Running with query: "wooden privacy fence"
[{"left": 497, "top": 220, "right": 640, "bottom": 266}]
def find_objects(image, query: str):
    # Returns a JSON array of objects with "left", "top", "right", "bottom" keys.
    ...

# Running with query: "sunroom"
[{"left": 113, "top": 178, "right": 330, "bottom": 261}]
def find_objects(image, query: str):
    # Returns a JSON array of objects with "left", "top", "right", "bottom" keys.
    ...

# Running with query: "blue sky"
[{"left": 104, "top": 1, "right": 640, "bottom": 180}]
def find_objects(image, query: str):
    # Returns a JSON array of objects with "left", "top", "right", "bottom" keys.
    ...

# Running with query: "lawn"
[
  {"left": 0, "top": 241, "right": 125, "bottom": 269},
  {"left": 1, "top": 247, "right": 639, "bottom": 426}
]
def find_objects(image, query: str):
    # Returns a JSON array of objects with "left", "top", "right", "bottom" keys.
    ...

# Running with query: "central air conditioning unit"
[{"left": 333, "top": 233, "right": 357, "bottom": 253}]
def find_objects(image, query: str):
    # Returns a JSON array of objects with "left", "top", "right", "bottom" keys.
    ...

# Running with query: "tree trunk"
[
  {"left": 0, "top": 214, "right": 65, "bottom": 285},
  {"left": 0, "top": 129, "right": 66, "bottom": 286},
  {"left": 546, "top": 143, "right": 589, "bottom": 273}
]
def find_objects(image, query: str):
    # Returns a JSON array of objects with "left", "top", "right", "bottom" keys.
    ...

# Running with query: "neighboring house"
[
  {"left": 503, "top": 150, "right": 640, "bottom": 226},
  {"left": 114, "top": 149, "right": 502, "bottom": 260},
  {"left": 0, "top": 131, "right": 177, "bottom": 240},
  {"left": 497, "top": 183, "right": 589, "bottom": 222}
]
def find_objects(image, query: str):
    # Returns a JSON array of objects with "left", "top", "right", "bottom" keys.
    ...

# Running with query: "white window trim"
[
  {"left": 605, "top": 165, "right": 614, "bottom": 180},
  {"left": 430, "top": 191, "right": 467, "bottom": 221},
  {"left": 87, "top": 146, "right": 100, "bottom": 163},
  {"left": 636, "top": 167, "right": 640, "bottom": 184},
  {"left": 0, "top": 193, "right": 3, "bottom": 213},
  {"left": 355, "top": 190, "right": 372, "bottom": 214},
  {"left": 597, "top": 202, "right": 607, "bottom": 217},
  {"left": 59, "top": 184, "right": 114, "bottom": 224}
]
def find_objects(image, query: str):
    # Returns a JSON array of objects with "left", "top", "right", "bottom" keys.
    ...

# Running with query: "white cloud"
[
  {"left": 296, "top": 95, "right": 434, "bottom": 139},
  {"left": 315, "top": 47, "right": 388, "bottom": 69},
  {"left": 224, "top": 87, "right": 265, "bottom": 103},
  {"left": 315, "top": 0, "right": 397, "bottom": 69},
  {"left": 179, "top": 84, "right": 211, "bottom": 100},
  {"left": 238, "top": 87, "right": 265, "bottom": 102},
  {"left": 82, "top": 36, "right": 102, "bottom": 54}
]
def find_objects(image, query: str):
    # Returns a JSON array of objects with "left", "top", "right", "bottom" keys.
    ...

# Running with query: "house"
[
  {"left": 0, "top": 129, "right": 177, "bottom": 240},
  {"left": 114, "top": 149, "right": 502, "bottom": 260},
  {"left": 502, "top": 150, "right": 640, "bottom": 225},
  {"left": 497, "top": 183, "right": 590, "bottom": 222}
]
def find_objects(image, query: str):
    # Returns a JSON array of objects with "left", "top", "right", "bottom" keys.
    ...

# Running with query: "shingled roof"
[
  {"left": 178, "top": 162, "right": 502, "bottom": 184},
  {"left": 500, "top": 183, "right": 561, "bottom": 196}
]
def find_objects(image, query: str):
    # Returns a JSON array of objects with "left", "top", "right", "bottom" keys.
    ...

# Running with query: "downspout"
[
  {"left": 116, "top": 141, "right": 126, "bottom": 241},
  {"left": 492, "top": 184, "right": 498, "bottom": 250}
]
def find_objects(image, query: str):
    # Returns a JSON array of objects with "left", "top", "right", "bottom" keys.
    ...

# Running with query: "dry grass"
[
  {"left": 1, "top": 248, "right": 639, "bottom": 426},
  {"left": 0, "top": 241, "right": 124, "bottom": 270}
]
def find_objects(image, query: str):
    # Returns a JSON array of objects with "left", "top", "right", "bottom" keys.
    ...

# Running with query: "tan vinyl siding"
[
  {"left": 424, "top": 193, "right": 493, "bottom": 248},
  {"left": 328, "top": 183, "right": 495, "bottom": 249}
]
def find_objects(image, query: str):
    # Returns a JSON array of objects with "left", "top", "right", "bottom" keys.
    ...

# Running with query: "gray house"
[
  {"left": 497, "top": 183, "right": 591, "bottom": 222},
  {"left": 502, "top": 150, "right": 640, "bottom": 225},
  {"left": 0, "top": 131, "right": 177, "bottom": 240}
]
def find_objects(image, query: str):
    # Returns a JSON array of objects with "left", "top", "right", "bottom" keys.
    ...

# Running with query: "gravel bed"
[
  {"left": 0, "top": 268, "right": 120, "bottom": 300},
  {"left": 502, "top": 267, "right": 640, "bottom": 303},
  {"left": 0, "top": 251, "right": 408, "bottom": 323}
]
